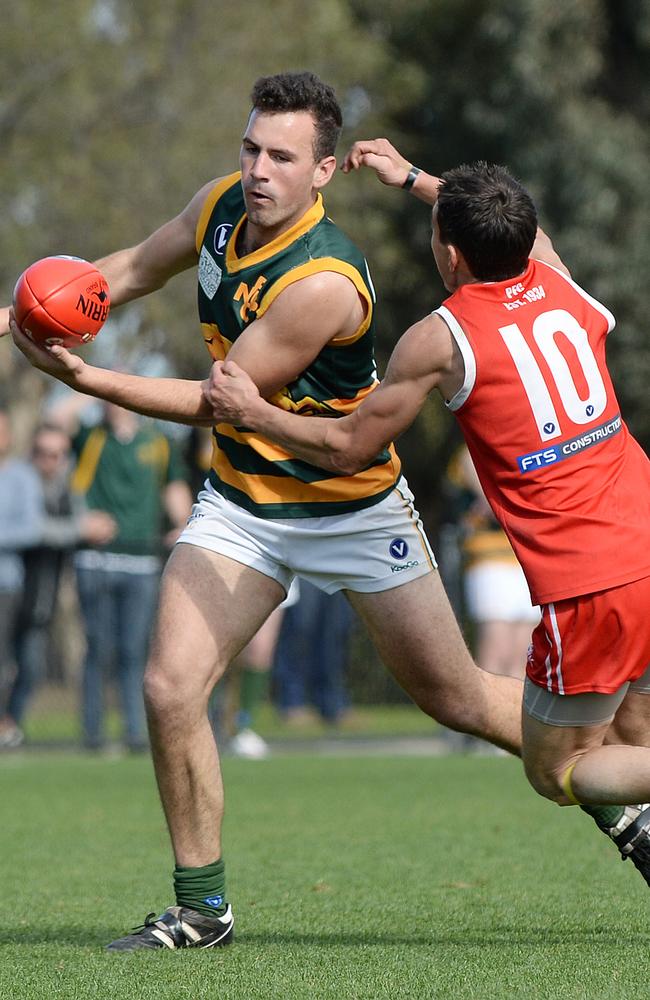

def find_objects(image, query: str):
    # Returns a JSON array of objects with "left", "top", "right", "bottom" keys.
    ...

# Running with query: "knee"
[
  {"left": 143, "top": 665, "right": 178, "bottom": 719},
  {"left": 143, "top": 660, "right": 197, "bottom": 723},
  {"left": 523, "top": 756, "right": 570, "bottom": 805},
  {"left": 143, "top": 651, "right": 224, "bottom": 724}
]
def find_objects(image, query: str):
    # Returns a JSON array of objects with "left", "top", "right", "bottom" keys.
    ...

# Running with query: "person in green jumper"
[{"left": 59, "top": 398, "right": 192, "bottom": 750}]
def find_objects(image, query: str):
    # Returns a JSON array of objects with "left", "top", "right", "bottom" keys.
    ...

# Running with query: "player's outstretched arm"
[
  {"left": 94, "top": 179, "right": 217, "bottom": 306},
  {"left": 342, "top": 138, "right": 441, "bottom": 206},
  {"left": 10, "top": 317, "right": 214, "bottom": 427},
  {"left": 0, "top": 179, "right": 218, "bottom": 338},
  {"left": 205, "top": 314, "right": 456, "bottom": 474},
  {"left": 530, "top": 227, "right": 571, "bottom": 277}
]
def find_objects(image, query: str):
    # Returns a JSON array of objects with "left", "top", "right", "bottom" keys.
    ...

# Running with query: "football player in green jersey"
[{"left": 4, "top": 74, "right": 545, "bottom": 953}]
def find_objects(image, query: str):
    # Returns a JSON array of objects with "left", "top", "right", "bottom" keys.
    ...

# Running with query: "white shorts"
[
  {"left": 177, "top": 476, "right": 436, "bottom": 595},
  {"left": 465, "top": 562, "right": 539, "bottom": 623}
]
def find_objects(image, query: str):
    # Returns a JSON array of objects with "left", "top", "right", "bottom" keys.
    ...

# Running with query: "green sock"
[
  {"left": 581, "top": 804, "right": 625, "bottom": 832},
  {"left": 174, "top": 858, "right": 227, "bottom": 917},
  {"left": 237, "top": 668, "right": 269, "bottom": 730}
]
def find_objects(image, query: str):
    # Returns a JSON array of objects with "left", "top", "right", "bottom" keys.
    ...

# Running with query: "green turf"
[
  {"left": 22, "top": 700, "right": 438, "bottom": 744},
  {"left": 1, "top": 751, "right": 648, "bottom": 999}
]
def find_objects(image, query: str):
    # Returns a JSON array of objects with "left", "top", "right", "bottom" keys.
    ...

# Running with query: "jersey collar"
[{"left": 225, "top": 194, "right": 325, "bottom": 273}]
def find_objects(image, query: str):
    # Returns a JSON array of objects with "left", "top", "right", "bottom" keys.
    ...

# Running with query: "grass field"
[
  {"left": 21, "top": 700, "right": 439, "bottom": 745},
  {"left": 2, "top": 750, "right": 648, "bottom": 1000}
]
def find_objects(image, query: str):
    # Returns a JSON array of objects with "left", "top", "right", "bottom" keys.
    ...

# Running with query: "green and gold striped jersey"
[{"left": 196, "top": 172, "right": 400, "bottom": 518}]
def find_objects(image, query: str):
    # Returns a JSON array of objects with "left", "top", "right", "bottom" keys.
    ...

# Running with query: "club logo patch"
[
  {"left": 389, "top": 538, "right": 409, "bottom": 560},
  {"left": 214, "top": 223, "right": 233, "bottom": 256}
]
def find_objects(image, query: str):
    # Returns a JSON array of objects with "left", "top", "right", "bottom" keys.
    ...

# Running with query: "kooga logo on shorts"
[{"left": 391, "top": 560, "right": 420, "bottom": 573}]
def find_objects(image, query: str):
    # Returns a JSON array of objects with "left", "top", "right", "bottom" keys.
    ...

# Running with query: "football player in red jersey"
[{"left": 205, "top": 138, "right": 650, "bottom": 881}]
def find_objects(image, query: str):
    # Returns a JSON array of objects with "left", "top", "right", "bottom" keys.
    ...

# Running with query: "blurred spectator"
[
  {"left": 0, "top": 424, "right": 115, "bottom": 747},
  {"left": 450, "top": 446, "right": 539, "bottom": 680},
  {"left": 273, "top": 581, "right": 355, "bottom": 725},
  {"left": 52, "top": 396, "right": 193, "bottom": 751},
  {"left": 0, "top": 409, "right": 44, "bottom": 748},
  {"left": 226, "top": 578, "right": 300, "bottom": 759}
]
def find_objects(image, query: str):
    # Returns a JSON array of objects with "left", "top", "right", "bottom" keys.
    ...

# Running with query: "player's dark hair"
[
  {"left": 437, "top": 162, "right": 538, "bottom": 281},
  {"left": 250, "top": 72, "right": 343, "bottom": 161}
]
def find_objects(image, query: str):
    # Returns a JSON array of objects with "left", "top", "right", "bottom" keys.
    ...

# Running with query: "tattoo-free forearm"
[
  {"left": 245, "top": 397, "right": 358, "bottom": 474},
  {"left": 409, "top": 170, "right": 442, "bottom": 206},
  {"left": 72, "top": 365, "right": 215, "bottom": 427}
]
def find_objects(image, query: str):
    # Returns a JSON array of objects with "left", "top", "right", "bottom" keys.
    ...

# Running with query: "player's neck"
[{"left": 239, "top": 198, "right": 318, "bottom": 255}]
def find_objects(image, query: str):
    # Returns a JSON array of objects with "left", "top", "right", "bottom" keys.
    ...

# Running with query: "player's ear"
[
  {"left": 448, "top": 244, "right": 460, "bottom": 273},
  {"left": 313, "top": 155, "right": 337, "bottom": 190}
]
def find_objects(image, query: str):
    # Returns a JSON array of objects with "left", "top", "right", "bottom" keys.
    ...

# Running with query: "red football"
[{"left": 13, "top": 256, "right": 110, "bottom": 348}]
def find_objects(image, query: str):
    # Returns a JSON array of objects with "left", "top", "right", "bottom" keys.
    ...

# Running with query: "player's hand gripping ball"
[{"left": 13, "top": 255, "right": 110, "bottom": 348}]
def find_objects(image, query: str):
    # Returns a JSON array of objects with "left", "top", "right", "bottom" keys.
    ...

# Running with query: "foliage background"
[{"left": 2, "top": 0, "right": 648, "bottom": 526}]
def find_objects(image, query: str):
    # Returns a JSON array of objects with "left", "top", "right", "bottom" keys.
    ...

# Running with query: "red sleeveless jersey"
[{"left": 437, "top": 258, "right": 650, "bottom": 605}]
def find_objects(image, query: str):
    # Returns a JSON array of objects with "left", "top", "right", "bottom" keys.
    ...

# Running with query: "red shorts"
[{"left": 526, "top": 574, "right": 650, "bottom": 695}]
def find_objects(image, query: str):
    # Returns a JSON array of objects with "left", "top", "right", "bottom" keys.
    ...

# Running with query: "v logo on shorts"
[{"left": 389, "top": 538, "right": 409, "bottom": 560}]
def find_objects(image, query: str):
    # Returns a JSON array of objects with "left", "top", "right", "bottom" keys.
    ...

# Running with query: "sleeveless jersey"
[
  {"left": 437, "top": 258, "right": 650, "bottom": 605},
  {"left": 195, "top": 173, "right": 400, "bottom": 518}
]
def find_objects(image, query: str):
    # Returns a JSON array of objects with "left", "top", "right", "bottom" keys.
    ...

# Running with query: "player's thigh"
[
  {"left": 148, "top": 542, "right": 286, "bottom": 695},
  {"left": 607, "top": 690, "right": 650, "bottom": 747},
  {"left": 347, "top": 571, "right": 474, "bottom": 704}
]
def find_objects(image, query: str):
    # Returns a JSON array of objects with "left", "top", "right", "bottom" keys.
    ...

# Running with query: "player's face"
[{"left": 240, "top": 110, "right": 335, "bottom": 236}]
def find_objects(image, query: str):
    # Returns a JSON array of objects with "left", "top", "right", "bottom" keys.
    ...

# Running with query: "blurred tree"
[{"left": 0, "top": 0, "right": 420, "bottom": 395}]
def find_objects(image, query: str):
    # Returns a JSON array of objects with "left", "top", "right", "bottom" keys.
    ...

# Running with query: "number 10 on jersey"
[{"left": 498, "top": 308, "right": 608, "bottom": 443}]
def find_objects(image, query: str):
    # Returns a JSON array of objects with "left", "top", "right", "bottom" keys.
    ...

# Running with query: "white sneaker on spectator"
[
  {"left": 0, "top": 721, "right": 24, "bottom": 749},
  {"left": 229, "top": 728, "right": 270, "bottom": 760}
]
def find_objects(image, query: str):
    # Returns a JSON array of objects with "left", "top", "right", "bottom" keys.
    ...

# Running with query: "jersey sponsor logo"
[
  {"left": 389, "top": 538, "right": 409, "bottom": 560},
  {"left": 199, "top": 246, "right": 222, "bottom": 299},
  {"left": 517, "top": 414, "right": 622, "bottom": 472},
  {"left": 213, "top": 223, "right": 233, "bottom": 256},
  {"left": 391, "top": 559, "right": 420, "bottom": 573}
]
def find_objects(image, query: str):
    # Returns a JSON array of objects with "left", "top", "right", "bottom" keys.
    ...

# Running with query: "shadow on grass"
[{"left": 1, "top": 925, "right": 647, "bottom": 949}]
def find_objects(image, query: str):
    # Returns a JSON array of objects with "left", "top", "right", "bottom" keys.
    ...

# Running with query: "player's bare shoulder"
[
  {"left": 387, "top": 312, "right": 464, "bottom": 401},
  {"left": 262, "top": 268, "right": 366, "bottom": 342},
  {"left": 180, "top": 178, "right": 229, "bottom": 237}
]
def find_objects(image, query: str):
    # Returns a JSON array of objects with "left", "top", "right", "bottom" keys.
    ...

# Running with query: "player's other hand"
[
  {"left": 9, "top": 313, "right": 85, "bottom": 383},
  {"left": 341, "top": 138, "right": 412, "bottom": 187},
  {"left": 202, "top": 359, "right": 261, "bottom": 425}
]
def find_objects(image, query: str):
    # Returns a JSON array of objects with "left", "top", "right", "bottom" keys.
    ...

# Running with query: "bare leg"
[
  {"left": 347, "top": 572, "right": 523, "bottom": 755},
  {"left": 522, "top": 691, "right": 650, "bottom": 806},
  {"left": 605, "top": 690, "right": 650, "bottom": 748},
  {"left": 143, "top": 543, "right": 284, "bottom": 866}
]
